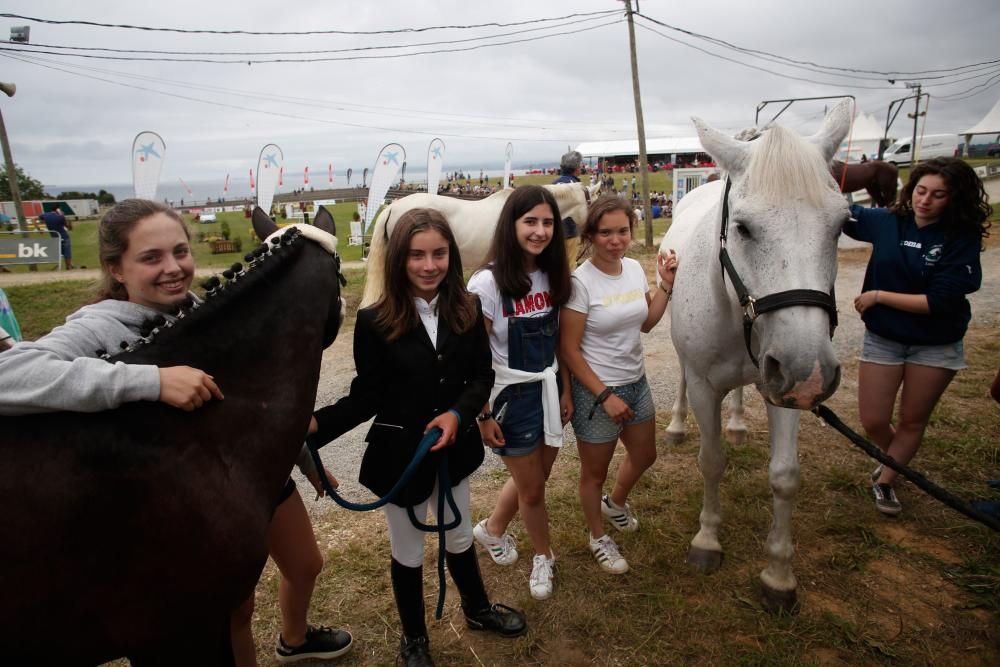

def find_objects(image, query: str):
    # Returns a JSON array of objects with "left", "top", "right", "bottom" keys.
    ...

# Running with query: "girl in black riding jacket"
[
  {"left": 308, "top": 208, "right": 526, "bottom": 667},
  {"left": 844, "top": 157, "right": 989, "bottom": 517}
]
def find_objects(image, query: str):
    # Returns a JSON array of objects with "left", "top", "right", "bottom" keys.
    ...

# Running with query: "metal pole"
[
  {"left": 0, "top": 107, "right": 28, "bottom": 235},
  {"left": 623, "top": 0, "right": 653, "bottom": 247},
  {"left": 910, "top": 84, "right": 922, "bottom": 164}
]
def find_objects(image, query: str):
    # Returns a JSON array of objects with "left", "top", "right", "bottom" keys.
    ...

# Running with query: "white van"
[{"left": 881, "top": 134, "right": 958, "bottom": 166}]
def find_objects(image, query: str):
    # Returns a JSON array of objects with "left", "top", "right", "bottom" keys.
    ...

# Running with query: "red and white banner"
[
  {"left": 255, "top": 143, "right": 283, "bottom": 213},
  {"left": 131, "top": 130, "right": 166, "bottom": 200},
  {"left": 249, "top": 169, "right": 255, "bottom": 193},
  {"left": 222, "top": 173, "right": 230, "bottom": 196},
  {"left": 328, "top": 163, "right": 333, "bottom": 185},
  {"left": 304, "top": 166, "right": 309, "bottom": 186},
  {"left": 364, "top": 143, "right": 405, "bottom": 234}
]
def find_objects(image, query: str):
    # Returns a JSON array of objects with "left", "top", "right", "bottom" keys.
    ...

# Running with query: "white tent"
[
  {"left": 836, "top": 113, "right": 891, "bottom": 163},
  {"left": 575, "top": 136, "right": 704, "bottom": 160},
  {"left": 959, "top": 96, "right": 1000, "bottom": 155}
]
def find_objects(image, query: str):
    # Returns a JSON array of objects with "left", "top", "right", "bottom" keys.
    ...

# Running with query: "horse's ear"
[
  {"left": 808, "top": 98, "right": 852, "bottom": 163},
  {"left": 693, "top": 117, "right": 750, "bottom": 174},
  {"left": 313, "top": 206, "right": 336, "bottom": 237},
  {"left": 252, "top": 206, "right": 279, "bottom": 239}
]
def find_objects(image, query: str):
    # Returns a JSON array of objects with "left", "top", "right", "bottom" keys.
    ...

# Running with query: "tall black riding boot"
[
  {"left": 446, "top": 546, "right": 527, "bottom": 637},
  {"left": 391, "top": 559, "right": 433, "bottom": 666}
]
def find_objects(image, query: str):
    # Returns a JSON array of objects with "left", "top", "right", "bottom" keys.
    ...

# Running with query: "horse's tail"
[{"left": 360, "top": 206, "right": 392, "bottom": 307}]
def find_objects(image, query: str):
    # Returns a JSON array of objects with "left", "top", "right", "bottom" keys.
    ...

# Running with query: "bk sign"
[{"left": 0, "top": 236, "right": 62, "bottom": 266}]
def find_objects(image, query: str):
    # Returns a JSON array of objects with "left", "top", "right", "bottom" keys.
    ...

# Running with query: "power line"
[
  {"left": 5, "top": 49, "right": 647, "bottom": 135},
  {"left": 0, "top": 51, "right": 627, "bottom": 144},
  {"left": 0, "top": 14, "right": 613, "bottom": 57},
  {"left": 0, "top": 19, "right": 620, "bottom": 64},
  {"left": 636, "top": 11, "right": 1000, "bottom": 79},
  {"left": 634, "top": 22, "right": 898, "bottom": 90},
  {"left": 0, "top": 10, "right": 619, "bottom": 36}
]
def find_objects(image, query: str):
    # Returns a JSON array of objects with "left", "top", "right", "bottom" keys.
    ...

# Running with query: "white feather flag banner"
[
  {"left": 364, "top": 143, "right": 405, "bottom": 235},
  {"left": 503, "top": 142, "right": 513, "bottom": 189},
  {"left": 255, "top": 144, "right": 283, "bottom": 213},
  {"left": 426, "top": 138, "right": 445, "bottom": 195},
  {"left": 132, "top": 131, "right": 166, "bottom": 200}
]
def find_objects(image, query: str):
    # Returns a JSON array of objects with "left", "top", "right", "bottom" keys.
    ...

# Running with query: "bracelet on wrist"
[
  {"left": 476, "top": 410, "right": 493, "bottom": 423},
  {"left": 588, "top": 387, "right": 615, "bottom": 421},
  {"left": 659, "top": 283, "right": 672, "bottom": 297}
]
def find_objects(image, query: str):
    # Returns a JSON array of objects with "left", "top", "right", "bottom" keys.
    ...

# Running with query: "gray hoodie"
[{"left": 0, "top": 296, "right": 317, "bottom": 477}]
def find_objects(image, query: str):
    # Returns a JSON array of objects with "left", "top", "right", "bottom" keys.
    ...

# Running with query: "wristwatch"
[{"left": 476, "top": 410, "right": 494, "bottom": 423}]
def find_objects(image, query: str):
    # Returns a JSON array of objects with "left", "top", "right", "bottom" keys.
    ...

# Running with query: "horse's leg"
[
  {"left": 685, "top": 374, "right": 726, "bottom": 572},
  {"left": 128, "top": 617, "right": 235, "bottom": 667},
  {"left": 759, "top": 403, "right": 802, "bottom": 614},
  {"left": 865, "top": 186, "right": 880, "bottom": 207},
  {"left": 665, "top": 364, "right": 688, "bottom": 445},
  {"left": 724, "top": 388, "right": 747, "bottom": 445}
]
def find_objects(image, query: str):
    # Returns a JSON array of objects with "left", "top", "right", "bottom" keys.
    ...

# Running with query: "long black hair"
[
  {"left": 483, "top": 185, "right": 571, "bottom": 307},
  {"left": 892, "top": 157, "right": 991, "bottom": 249}
]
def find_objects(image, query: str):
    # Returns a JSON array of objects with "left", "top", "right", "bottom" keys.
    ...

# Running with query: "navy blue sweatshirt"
[{"left": 844, "top": 205, "right": 981, "bottom": 345}]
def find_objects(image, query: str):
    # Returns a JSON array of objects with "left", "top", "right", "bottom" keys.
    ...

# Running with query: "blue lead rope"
[{"left": 306, "top": 427, "right": 460, "bottom": 618}]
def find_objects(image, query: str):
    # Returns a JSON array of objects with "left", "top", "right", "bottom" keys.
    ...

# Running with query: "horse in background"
[
  {"left": 0, "top": 208, "right": 344, "bottom": 665},
  {"left": 360, "top": 181, "right": 600, "bottom": 306},
  {"left": 830, "top": 159, "right": 899, "bottom": 207},
  {"left": 661, "top": 100, "right": 852, "bottom": 613}
]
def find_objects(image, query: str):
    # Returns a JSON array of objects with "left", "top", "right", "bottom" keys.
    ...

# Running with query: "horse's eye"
[{"left": 735, "top": 222, "right": 751, "bottom": 238}]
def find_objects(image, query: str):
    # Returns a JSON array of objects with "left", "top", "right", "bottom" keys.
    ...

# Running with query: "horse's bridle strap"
[{"left": 717, "top": 177, "right": 838, "bottom": 368}]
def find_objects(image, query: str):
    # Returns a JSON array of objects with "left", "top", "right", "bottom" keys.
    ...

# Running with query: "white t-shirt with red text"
[{"left": 467, "top": 268, "right": 552, "bottom": 369}]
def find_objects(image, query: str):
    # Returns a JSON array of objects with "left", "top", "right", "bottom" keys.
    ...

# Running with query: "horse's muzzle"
[{"left": 758, "top": 357, "right": 841, "bottom": 410}]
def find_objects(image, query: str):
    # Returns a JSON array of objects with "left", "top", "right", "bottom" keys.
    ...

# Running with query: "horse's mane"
[
  {"left": 745, "top": 126, "right": 836, "bottom": 208},
  {"left": 107, "top": 229, "right": 308, "bottom": 362}
]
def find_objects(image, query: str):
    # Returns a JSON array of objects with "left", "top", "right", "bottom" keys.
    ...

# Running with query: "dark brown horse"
[
  {"left": 830, "top": 159, "right": 899, "bottom": 207},
  {"left": 0, "top": 208, "right": 343, "bottom": 666}
]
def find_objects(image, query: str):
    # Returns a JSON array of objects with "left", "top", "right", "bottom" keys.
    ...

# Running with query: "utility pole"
[
  {"left": 622, "top": 0, "right": 653, "bottom": 247},
  {"left": 0, "top": 82, "right": 28, "bottom": 236},
  {"left": 905, "top": 82, "right": 925, "bottom": 164}
]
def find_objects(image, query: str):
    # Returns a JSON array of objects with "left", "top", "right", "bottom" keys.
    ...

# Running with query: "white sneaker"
[
  {"left": 529, "top": 554, "right": 554, "bottom": 600},
  {"left": 589, "top": 534, "right": 629, "bottom": 574},
  {"left": 601, "top": 495, "right": 639, "bottom": 532},
  {"left": 473, "top": 519, "right": 518, "bottom": 566}
]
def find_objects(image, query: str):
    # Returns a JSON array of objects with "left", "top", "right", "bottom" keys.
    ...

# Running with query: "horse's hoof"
[
  {"left": 760, "top": 583, "right": 799, "bottom": 615},
  {"left": 665, "top": 429, "right": 686, "bottom": 445},
  {"left": 725, "top": 428, "right": 747, "bottom": 445},
  {"left": 687, "top": 546, "right": 723, "bottom": 573}
]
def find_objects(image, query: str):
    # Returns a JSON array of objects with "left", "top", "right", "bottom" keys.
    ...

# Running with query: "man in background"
[{"left": 553, "top": 150, "right": 584, "bottom": 267}]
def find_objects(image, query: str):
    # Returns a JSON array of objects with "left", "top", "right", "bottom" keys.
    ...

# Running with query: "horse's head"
[
  {"left": 252, "top": 206, "right": 345, "bottom": 347},
  {"left": 545, "top": 182, "right": 590, "bottom": 238},
  {"left": 694, "top": 99, "right": 852, "bottom": 409}
]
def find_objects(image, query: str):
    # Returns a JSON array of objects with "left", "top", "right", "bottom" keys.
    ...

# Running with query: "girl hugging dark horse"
[{"left": 0, "top": 201, "right": 346, "bottom": 666}]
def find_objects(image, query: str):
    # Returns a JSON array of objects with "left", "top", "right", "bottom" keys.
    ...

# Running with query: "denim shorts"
[
  {"left": 491, "top": 382, "right": 544, "bottom": 457},
  {"left": 860, "top": 329, "right": 966, "bottom": 371},
  {"left": 571, "top": 375, "right": 655, "bottom": 444}
]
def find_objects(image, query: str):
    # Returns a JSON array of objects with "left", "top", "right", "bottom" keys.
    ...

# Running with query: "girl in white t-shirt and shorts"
[
  {"left": 560, "top": 195, "right": 677, "bottom": 574},
  {"left": 468, "top": 185, "right": 573, "bottom": 600}
]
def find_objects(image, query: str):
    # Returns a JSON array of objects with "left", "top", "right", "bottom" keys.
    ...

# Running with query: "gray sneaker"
[{"left": 873, "top": 483, "right": 902, "bottom": 516}]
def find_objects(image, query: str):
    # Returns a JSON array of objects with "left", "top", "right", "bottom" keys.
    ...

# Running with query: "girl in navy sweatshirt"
[{"left": 844, "top": 158, "right": 990, "bottom": 516}]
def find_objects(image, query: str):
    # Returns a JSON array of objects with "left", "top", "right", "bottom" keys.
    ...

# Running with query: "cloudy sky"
[{"left": 1, "top": 0, "right": 998, "bottom": 191}]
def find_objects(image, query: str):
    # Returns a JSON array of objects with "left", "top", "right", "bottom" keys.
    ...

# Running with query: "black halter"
[{"left": 717, "top": 178, "right": 838, "bottom": 367}]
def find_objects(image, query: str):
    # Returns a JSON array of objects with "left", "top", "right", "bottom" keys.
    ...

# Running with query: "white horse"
[
  {"left": 360, "top": 182, "right": 599, "bottom": 306},
  {"left": 660, "top": 100, "right": 852, "bottom": 612}
]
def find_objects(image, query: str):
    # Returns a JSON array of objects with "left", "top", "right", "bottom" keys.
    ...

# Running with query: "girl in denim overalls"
[{"left": 468, "top": 186, "right": 573, "bottom": 600}]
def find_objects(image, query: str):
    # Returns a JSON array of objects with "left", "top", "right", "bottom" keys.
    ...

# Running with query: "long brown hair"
[
  {"left": 97, "top": 199, "right": 189, "bottom": 301},
  {"left": 373, "top": 208, "right": 477, "bottom": 341},
  {"left": 892, "top": 157, "right": 992, "bottom": 249},
  {"left": 577, "top": 195, "right": 635, "bottom": 259},
  {"left": 483, "top": 185, "right": 570, "bottom": 307}
]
